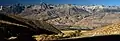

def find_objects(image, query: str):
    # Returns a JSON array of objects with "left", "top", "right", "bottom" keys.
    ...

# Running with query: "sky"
[{"left": 0, "top": 0, "right": 120, "bottom": 5}]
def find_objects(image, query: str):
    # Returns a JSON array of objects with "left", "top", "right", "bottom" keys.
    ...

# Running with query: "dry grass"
[
  {"left": 80, "top": 22, "right": 120, "bottom": 37},
  {"left": 33, "top": 30, "right": 82, "bottom": 41},
  {"left": 33, "top": 22, "right": 120, "bottom": 41}
]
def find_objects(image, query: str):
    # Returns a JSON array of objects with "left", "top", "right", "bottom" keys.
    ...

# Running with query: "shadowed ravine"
[{"left": 0, "top": 13, "right": 62, "bottom": 41}]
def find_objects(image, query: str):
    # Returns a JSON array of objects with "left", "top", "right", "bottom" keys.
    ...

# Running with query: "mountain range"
[{"left": 1, "top": 3, "right": 120, "bottom": 30}]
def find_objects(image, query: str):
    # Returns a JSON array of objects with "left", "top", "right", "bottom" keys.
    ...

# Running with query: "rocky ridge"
[{"left": 1, "top": 3, "right": 120, "bottom": 30}]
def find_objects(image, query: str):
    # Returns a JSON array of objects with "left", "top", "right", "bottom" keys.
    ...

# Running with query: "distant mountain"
[
  {"left": 1, "top": 3, "right": 120, "bottom": 14},
  {"left": 0, "top": 6, "right": 2, "bottom": 11},
  {"left": 1, "top": 3, "right": 120, "bottom": 30}
]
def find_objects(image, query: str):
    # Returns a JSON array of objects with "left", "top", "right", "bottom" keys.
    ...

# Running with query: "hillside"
[
  {"left": 0, "top": 13, "right": 61, "bottom": 40},
  {"left": 1, "top": 3, "right": 120, "bottom": 30}
]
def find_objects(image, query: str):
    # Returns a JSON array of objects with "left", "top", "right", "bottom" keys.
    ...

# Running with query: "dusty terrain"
[
  {"left": 33, "top": 22, "right": 120, "bottom": 41},
  {"left": 1, "top": 3, "right": 120, "bottom": 41}
]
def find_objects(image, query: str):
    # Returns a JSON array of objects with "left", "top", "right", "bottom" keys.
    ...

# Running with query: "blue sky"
[{"left": 0, "top": 0, "right": 120, "bottom": 5}]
